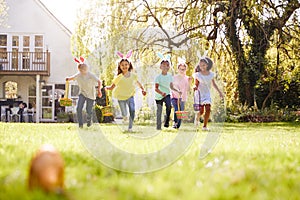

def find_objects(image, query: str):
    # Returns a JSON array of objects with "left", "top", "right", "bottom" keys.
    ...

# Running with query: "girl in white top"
[{"left": 193, "top": 56, "right": 223, "bottom": 131}]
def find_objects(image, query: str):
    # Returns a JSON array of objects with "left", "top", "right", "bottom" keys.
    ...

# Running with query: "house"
[{"left": 0, "top": 0, "right": 78, "bottom": 122}]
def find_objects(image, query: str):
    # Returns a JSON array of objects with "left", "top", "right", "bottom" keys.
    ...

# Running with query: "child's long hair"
[
  {"left": 195, "top": 57, "right": 213, "bottom": 72},
  {"left": 117, "top": 59, "right": 133, "bottom": 75}
]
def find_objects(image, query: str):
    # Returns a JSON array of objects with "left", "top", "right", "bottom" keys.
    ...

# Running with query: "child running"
[
  {"left": 193, "top": 56, "right": 223, "bottom": 131},
  {"left": 171, "top": 58, "right": 192, "bottom": 129},
  {"left": 155, "top": 54, "right": 181, "bottom": 130},
  {"left": 66, "top": 57, "right": 102, "bottom": 128},
  {"left": 105, "top": 50, "right": 146, "bottom": 132}
]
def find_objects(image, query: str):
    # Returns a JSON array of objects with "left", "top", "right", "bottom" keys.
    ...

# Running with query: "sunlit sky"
[
  {"left": 39, "top": 0, "right": 300, "bottom": 33},
  {"left": 39, "top": 0, "right": 83, "bottom": 31}
]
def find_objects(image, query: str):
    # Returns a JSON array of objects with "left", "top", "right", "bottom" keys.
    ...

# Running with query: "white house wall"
[{"left": 1, "top": 0, "right": 77, "bottom": 83}]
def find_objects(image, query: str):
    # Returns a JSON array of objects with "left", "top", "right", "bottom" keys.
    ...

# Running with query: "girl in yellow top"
[{"left": 106, "top": 50, "right": 146, "bottom": 132}]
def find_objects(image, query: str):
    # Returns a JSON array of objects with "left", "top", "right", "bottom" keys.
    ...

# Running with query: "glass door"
[
  {"left": 12, "top": 36, "right": 19, "bottom": 70},
  {"left": 41, "top": 84, "right": 55, "bottom": 121}
]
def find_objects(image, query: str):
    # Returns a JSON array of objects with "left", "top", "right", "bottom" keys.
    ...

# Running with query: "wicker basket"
[
  {"left": 59, "top": 98, "right": 72, "bottom": 107},
  {"left": 175, "top": 98, "right": 188, "bottom": 119},
  {"left": 175, "top": 110, "right": 189, "bottom": 119},
  {"left": 59, "top": 80, "right": 72, "bottom": 106}
]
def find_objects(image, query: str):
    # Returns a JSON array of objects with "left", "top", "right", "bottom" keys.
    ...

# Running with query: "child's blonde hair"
[{"left": 77, "top": 63, "right": 88, "bottom": 69}]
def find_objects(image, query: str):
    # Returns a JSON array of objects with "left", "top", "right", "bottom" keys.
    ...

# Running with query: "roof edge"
[{"left": 34, "top": 0, "right": 73, "bottom": 36}]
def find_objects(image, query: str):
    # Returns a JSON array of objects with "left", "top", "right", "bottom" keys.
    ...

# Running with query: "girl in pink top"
[{"left": 171, "top": 59, "right": 192, "bottom": 129}]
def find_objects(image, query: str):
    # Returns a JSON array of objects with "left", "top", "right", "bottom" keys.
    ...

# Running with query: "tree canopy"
[{"left": 72, "top": 0, "right": 300, "bottom": 110}]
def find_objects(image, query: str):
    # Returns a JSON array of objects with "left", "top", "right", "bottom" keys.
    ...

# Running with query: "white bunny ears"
[
  {"left": 197, "top": 51, "right": 209, "bottom": 63},
  {"left": 177, "top": 57, "right": 186, "bottom": 65},
  {"left": 157, "top": 52, "right": 171, "bottom": 62},
  {"left": 117, "top": 50, "right": 133, "bottom": 60}
]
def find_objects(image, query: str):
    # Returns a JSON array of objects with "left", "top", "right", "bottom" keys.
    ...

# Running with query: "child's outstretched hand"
[{"left": 142, "top": 90, "right": 147, "bottom": 96}]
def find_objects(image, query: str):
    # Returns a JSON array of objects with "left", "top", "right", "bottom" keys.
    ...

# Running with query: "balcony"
[{"left": 0, "top": 51, "right": 50, "bottom": 76}]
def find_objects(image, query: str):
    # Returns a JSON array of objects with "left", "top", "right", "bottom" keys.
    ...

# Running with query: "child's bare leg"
[
  {"left": 194, "top": 111, "right": 200, "bottom": 126},
  {"left": 203, "top": 104, "right": 211, "bottom": 128},
  {"left": 194, "top": 105, "right": 204, "bottom": 126}
]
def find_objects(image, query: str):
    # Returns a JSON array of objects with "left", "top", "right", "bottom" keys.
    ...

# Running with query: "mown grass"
[{"left": 0, "top": 122, "right": 299, "bottom": 200}]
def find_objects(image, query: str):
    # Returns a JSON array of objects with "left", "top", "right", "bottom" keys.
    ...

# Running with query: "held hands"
[{"left": 142, "top": 90, "right": 147, "bottom": 96}]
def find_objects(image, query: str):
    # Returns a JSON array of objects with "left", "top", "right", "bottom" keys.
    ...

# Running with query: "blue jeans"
[
  {"left": 77, "top": 94, "right": 94, "bottom": 126},
  {"left": 118, "top": 96, "right": 135, "bottom": 129},
  {"left": 171, "top": 98, "right": 185, "bottom": 128},
  {"left": 155, "top": 95, "right": 171, "bottom": 129}
]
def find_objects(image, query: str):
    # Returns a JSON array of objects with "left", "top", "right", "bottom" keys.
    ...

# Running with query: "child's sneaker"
[
  {"left": 202, "top": 127, "right": 209, "bottom": 131},
  {"left": 87, "top": 121, "right": 92, "bottom": 127},
  {"left": 172, "top": 123, "right": 178, "bottom": 129}
]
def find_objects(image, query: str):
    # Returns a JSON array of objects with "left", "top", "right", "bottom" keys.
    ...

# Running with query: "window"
[
  {"left": 34, "top": 35, "right": 44, "bottom": 60},
  {"left": 28, "top": 85, "right": 36, "bottom": 110},
  {"left": 0, "top": 48, "right": 7, "bottom": 59},
  {"left": 23, "top": 36, "right": 30, "bottom": 47},
  {"left": 12, "top": 36, "right": 19, "bottom": 46},
  {"left": 34, "top": 48, "right": 43, "bottom": 60},
  {"left": 5, "top": 81, "right": 18, "bottom": 99},
  {"left": 71, "top": 85, "right": 79, "bottom": 97},
  {"left": 0, "top": 35, "right": 7, "bottom": 60},
  {"left": 70, "top": 84, "right": 79, "bottom": 106},
  {"left": 35, "top": 35, "right": 43, "bottom": 47},
  {"left": 0, "top": 35, "right": 7, "bottom": 46}
]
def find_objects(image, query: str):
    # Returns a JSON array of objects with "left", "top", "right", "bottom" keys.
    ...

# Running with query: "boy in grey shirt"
[{"left": 66, "top": 58, "right": 102, "bottom": 128}]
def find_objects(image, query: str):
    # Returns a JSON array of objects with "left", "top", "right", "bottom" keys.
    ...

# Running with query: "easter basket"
[
  {"left": 193, "top": 90, "right": 201, "bottom": 111},
  {"left": 59, "top": 80, "right": 72, "bottom": 106},
  {"left": 175, "top": 98, "right": 189, "bottom": 119}
]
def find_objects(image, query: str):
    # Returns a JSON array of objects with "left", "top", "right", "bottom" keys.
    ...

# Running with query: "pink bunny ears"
[
  {"left": 116, "top": 50, "right": 133, "bottom": 60},
  {"left": 74, "top": 56, "right": 85, "bottom": 64}
]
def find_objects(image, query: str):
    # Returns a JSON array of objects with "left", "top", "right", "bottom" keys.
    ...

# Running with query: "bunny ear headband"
[
  {"left": 117, "top": 50, "right": 133, "bottom": 61},
  {"left": 157, "top": 52, "right": 171, "bottom": 62},
  {"left": 178, "top": 57, "right": 187, "bottom": 65},
  {"left": 197, "top": 51, "right": 209, "bottom": 63},
  {"left": 74, "top": 56, "right": 85, "bottom": 64}
]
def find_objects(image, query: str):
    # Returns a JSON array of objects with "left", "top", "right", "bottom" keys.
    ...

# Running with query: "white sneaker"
[
  {"left": 202, "top": 127, "right": 209, "bottom": 131},
  {"left": 128, "top": 128, "right": 133, "bottom": 132}
]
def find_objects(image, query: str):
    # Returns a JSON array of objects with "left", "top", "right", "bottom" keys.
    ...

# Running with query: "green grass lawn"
[{"left": 0, "top": 122, "right": 299, "bottom": 200}]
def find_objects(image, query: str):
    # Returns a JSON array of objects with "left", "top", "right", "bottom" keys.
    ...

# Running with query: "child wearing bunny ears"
[
  {"left": 155, "top": 53, "right": 182, "bottom": 130},
  {"left": 193, "top": 56, "right": 223, "bottom": 131},
  {"left": 171, "top": 58, "right": 192, "bottom": 129},
  {"left": 66, "top": 57, "right": 102, "bottom": 128},
  {"left": 106, "top": 50, "right": 146, "bottom": 132}
]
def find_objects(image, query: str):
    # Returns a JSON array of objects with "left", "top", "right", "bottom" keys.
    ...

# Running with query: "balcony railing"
[{"left": 0, "top": 51, "right": 50, "bottom": 76}]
